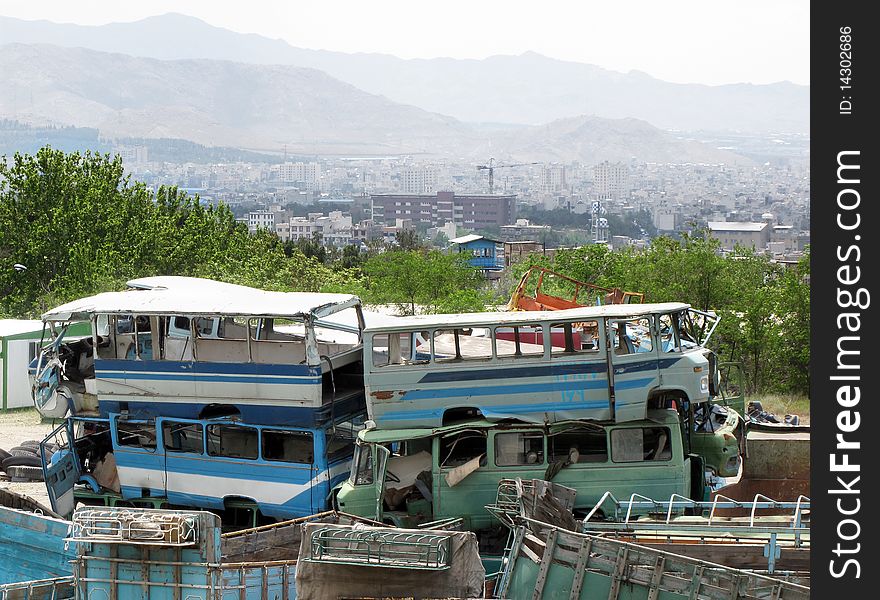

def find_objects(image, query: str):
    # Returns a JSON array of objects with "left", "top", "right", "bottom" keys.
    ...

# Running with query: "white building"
[
  {"left": 247, "top": 211, "right": 275, "bottom": 233},
  {"left": 707, "top": 221, "right": 771, "bottom": 251},
  {"left": 400, "top": 166, "right": 439, "bottom": 194},
  {"left": 278, "top": 162, "right": 320, "bottom": 191},
  {"left": 593, "top": 161, "right": 630, "bottom": 200},
  {"left": 541, "top": 165, "right": 567, "bottom": 193},
  {"left": 280, "top": 211, "right": 355, "bottom": 247}
]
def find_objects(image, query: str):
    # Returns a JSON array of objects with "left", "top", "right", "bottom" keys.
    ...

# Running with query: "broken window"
[
  {"left": 162, "top": 421, "right": 204, "bottom": 454},
  {"left": 550, "top": 320, "right": 600, "bottom": 355},
  {"left": 611, "top": 317, "right": 653, "bottom": 355},
  {"left": 206, "top": 424, "right": 258, "bottom": 460},
  {"left": 352, "top": 443, "right": 373, "bottom": 485},
  {"left": 326, "top": 421, "right": 363, "bottom": 463},
  {"left": 493, "top": 324, "right": 545, "bottom": 358},
  {"left": 433, "top": 329, "right": 493, "bottom": 361},
  {"left": 262, "top": 430, "right": 314, "bottom": 464},
  {"left": 116, "top": 419, "right": 157, "bottom": 451},
  {"left": 549, "top": 428, "right": 607, "bottom": 463},
  {"left": 658, "top": 313, "right": 679, "bottom": 352},
  {"left": 114, "top": 314, "right": 153, "bottom": 360},
  {"left": 611, "top": 427, "right": 672, "bottom": 462},
  {"left": 372, "top": 331, "right": 430, "bottom": 367},
  {"left": 213, "top": 316, "right": 249, "bottom": 341},
  {"left": 439, "top": 431, "right": 487, "bottom": 469},
  {"left": 494, "top": 431, "right": 545, "bottom": 466}
]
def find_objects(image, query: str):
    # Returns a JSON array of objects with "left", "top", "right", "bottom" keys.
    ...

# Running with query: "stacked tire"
[{"left": 1, "top": 441, "right": 52, "bottom": 481}]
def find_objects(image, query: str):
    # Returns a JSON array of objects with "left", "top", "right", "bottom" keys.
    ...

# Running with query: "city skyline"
[{"left": 1, "top": 0, "right": 810, "bottom": 86}]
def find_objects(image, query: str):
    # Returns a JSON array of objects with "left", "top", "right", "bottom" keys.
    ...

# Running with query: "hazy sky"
[{"left": 2, "top": 0, "right": 810, "bottom": 86}]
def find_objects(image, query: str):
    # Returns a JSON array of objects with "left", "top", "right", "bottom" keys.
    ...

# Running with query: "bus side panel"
[{"left": 367, "top": 359, "right": 614, "bottom": 429}]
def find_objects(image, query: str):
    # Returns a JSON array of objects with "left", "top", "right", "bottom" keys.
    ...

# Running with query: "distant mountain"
[
  {"left": 0, "top": 44, "right": 483, "bottom": 155},
  {"left": 0, "top": 43, "right": 750, "bottom": 164},
  {"left": 0, "top": 13, "right": 809, "bottom": 134},
  {"left": 490, "top": 116, "right": 752, "bottom": 165}
]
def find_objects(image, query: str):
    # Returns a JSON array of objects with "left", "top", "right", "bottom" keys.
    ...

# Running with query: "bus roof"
[
  {"left": 363, "top": 302, "right": 691, "bottom": 333},
  {"left": 42, "top": 277, "right": 361, "bottom": 322},
  {"left": 358, "top": 410, "right": 681, "bottom": 443}
]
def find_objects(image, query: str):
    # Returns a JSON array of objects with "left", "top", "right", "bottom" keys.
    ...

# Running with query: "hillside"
[
  {"left": 1, "top": 43, "right": 749, "bottom": 164},
  {"left": 0, "top": 13, "right": 809, "bottom": 134}
]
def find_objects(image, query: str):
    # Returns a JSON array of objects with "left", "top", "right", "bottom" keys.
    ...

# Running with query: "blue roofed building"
[{"left": 450, "top": 234, "right": 505, "bottom": 275}]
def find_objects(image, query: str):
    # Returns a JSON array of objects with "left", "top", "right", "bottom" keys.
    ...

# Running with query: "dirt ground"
[{"left": 0, "top": 408, "right": 61, "bottom": 509}]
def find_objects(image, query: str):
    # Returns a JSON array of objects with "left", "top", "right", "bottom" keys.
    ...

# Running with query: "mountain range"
[
  {"left": 1, "top": 43, "right": 754, "bottom": 164},
  {"left": 1, "top": 13, "right": 808, "bottom": 134}
]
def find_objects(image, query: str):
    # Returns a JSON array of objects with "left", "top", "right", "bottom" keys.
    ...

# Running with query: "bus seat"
[{"left": 652, "top": 432, "right": 668, "bottom": 460}]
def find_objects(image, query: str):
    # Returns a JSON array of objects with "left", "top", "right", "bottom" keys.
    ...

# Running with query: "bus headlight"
[{"left": 700, "top": 375, "right": 709, "bottom": 393}]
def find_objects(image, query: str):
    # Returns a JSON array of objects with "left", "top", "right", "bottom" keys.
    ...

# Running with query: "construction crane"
[{"left": 476, "top": 158, "right": 539, "bottom": 194}]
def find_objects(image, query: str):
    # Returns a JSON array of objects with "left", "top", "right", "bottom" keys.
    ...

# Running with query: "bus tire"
[
  {"left": 3, "top": 455, "right": 43, "bottom": 470},
  {"left": 0, "top": 448, "right": 10, "bottom": 461},
  {"left": 4, "top": 465, "right": 44, "bottom": 481},
  {"left": 19, "top": 440, "right": 42, "bottom": 449},
  {"left": 8, "top": 446, "right": 39, "bottom": 457}
]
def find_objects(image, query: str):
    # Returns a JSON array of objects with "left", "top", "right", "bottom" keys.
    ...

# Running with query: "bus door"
[
  {"left": 111, "top": 415, "right": 163, "bottom": 499},
  {"left": 606, "top": 316, "right": 660, "bottom": 422},
  {"left": 157, "top": 417, "right": 208, "bottom": 505}
]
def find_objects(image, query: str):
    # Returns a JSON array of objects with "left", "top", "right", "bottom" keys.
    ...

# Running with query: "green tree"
[
  {"left": 394, "top": 228, "right": 424, "bottom": 251},
  {"left": 362, "top": 250, "right": 486, "bottom": 315}
]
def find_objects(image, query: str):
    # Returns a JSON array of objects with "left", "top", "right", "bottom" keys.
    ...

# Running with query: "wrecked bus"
[
  {"left": 334, "top": 409, "right": 703, "bottom": 530},
  {"left": 363, "top": 303, "right": 718, "bottom": 429},
  {"left": 40, "top": 411, "right": 364, "bottom": 520},
  {"left": 32, "top": 276, "right": 369, "bottom": 424}
]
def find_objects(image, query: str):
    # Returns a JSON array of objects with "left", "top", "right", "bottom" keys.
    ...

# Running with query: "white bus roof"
[
  {"left": 364, "top": 302, "right": 691, "bottom": 333},
  {"left": 42, "top": 277, "right": 361, "bottom": 322}
]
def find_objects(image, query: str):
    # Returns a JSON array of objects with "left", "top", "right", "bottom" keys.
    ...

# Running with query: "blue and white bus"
[
  {"left": 34, "top": 277, "right": 382, "bottom": 521},
  {"left": 41, "top": 411, "right": 364, "bottom": 520},
  {"left": 363, "top": 303, "right": 719, "bottom": 429},
  {"left": 34, "top": 276, "right": 370, "bottom": 424}
]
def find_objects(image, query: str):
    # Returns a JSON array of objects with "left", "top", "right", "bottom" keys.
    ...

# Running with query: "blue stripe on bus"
[
  {"left": 118, "top": 486, "right": 319, "bottom": 519},
  {"left": 416, "top": 357, "right": 682, "bottom": 383},
  {"left": 97, "top": 371, "right": 322, "bottom": 385},
  {"left": 399, "top": 376, "right": 655, "bottom": 401},
  {"left": 418, "top": 361, "right": 607, "bottom": 382},
  {"left": 97, "top": 359, "right": 321, "bottom": 376}
]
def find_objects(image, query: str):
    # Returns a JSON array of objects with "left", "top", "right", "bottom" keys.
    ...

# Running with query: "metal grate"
[
  {"left": 69, "top": 507, "right": 199, "bottom": 546},
  {"left": 306, "top": 525, "right": 451, "bottom": 570}
]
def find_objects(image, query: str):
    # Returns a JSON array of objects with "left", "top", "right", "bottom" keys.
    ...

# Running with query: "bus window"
[
  {"left": 549, "top": 428, "right": 607, "bottom": 463},
  {"left": 550, "top": 320, "right": 600, "bottom": 355},
  {"left": 162, "top": 421, "right": 204, "bottom": 454},
  {"left": 207, "top": 424, "right": 258, "bottom": 460},
  {"left": 439, "top": 431, "right": 487, "bottom": 468},
  {"left": 352, "top": 444, "right": 373, "bottom": 485},
  {"left": 372, "top": 332, "right": 430, "bottom": 367},
  {"left": 611, "top": 317, "right": 653, "bottom": 355},
  {"left": 433, "top": 329, "right": 492, "bottom": 362},
  {"left": 658, "top": 314, "right": 679, "bottom": 352},
  {"left": 262, "top": 430, "right": 314, "bottom": 464},
  {"left": 116, "top": 419, "right": 157, "bottom": 451},
  {"left": 494, "top": 431, "right": 544, "bottom": 466},
  {"left": 327, "top": 421, "right": 363, "bottom": 462},
  {"left": 611, "top": 427, "right": 672, "bottom": 462},
  {"left": 493, "top": 325, "right": 544, "bottom": 358}
]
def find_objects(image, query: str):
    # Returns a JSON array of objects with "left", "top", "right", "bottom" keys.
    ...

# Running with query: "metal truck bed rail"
[
  {"left": 305, "top": 526, "right": 451, "bottom": 570},
  {"left": 0, "top": 577, "right": 74, "bottom": 600},
  {"left": 584, "top": 491, "right": 810, "bottom": 527},
  {"left": 70, "top": 507, "right": 199, "bottom": 546},
  {"left": 495, "top": 519, "right": 810, "bottom": 599}
]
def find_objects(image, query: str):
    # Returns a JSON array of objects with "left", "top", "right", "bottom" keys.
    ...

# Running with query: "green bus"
[{"left": 335, "top": 408, "right": 704, "bottom": 530}]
